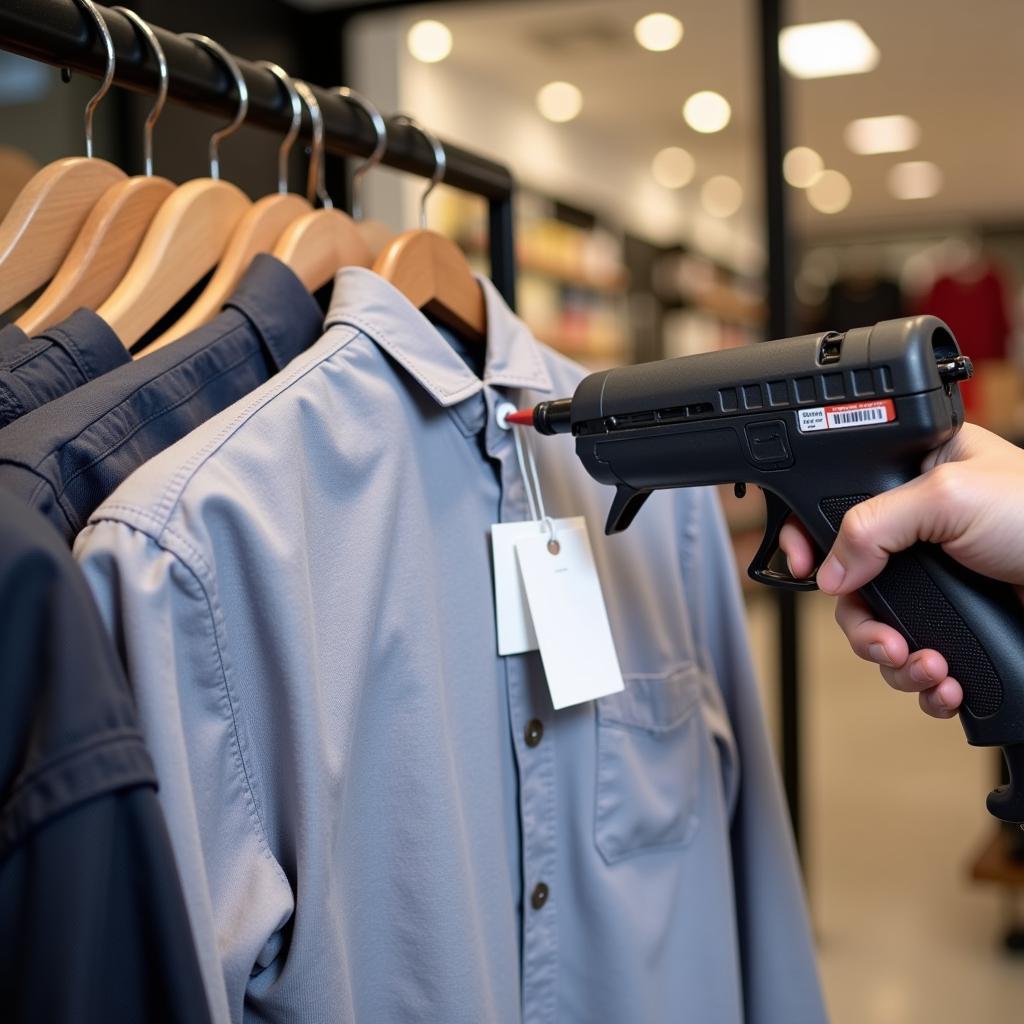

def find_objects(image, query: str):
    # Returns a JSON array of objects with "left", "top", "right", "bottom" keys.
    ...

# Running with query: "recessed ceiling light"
[
  {"left": 779, "top": 20, "right": 879, "bottom": 79},
  {"left": 783, "top": 146, "right": 824, "bottom": 188},
  {"left": 634, "top": 13, "right": 684, "bottom": 52},
  {"left": 536, "top": 81, "right": 583, "bottom": 123},
  {"left": 683, "top": 91, "right": 731, "bottom": 134},
  {"left": 806, "top": 169, "right": 852, "bottom": 213},
  {"left": 701, "top": 175, "right": 743, "bottom": 217},
  {"left": 406, "top": 20, "right": 453, "bottom": 64},
  {"left": 844, "top": 114, "right": 920, "bottom": 155},
  {"left": 652, "top": 146, "right": 695, "bottom": 189},
  {"left": 887, "top": 160, "right": 942, "bottom": 200}
]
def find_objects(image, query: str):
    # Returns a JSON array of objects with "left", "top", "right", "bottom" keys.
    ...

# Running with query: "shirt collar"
[
  {"left": 323, "top": 266, "right": 552, "bottom": 408},
  {"left": 223, "top": 254, "right": 324, "bottom": 371},
  {"left": 37, "top": 309, "right": 129, "bottom": 381}
]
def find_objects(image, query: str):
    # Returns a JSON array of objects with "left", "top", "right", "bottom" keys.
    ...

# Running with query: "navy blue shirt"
[
  {"left": 0, "top": 487, "right": 212, "bottom": 1023},
  {"left": 0, "top": 310, "right": 129, "bottom": 427},
  {"left": 0, "top": 255, "right": 322, "bottom": 544}
]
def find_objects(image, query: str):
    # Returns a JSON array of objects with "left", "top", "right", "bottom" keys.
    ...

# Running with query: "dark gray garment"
[
  {"left": 0, "top": 310, "right": 129, "bottom": 426},
  {"left": 76, "top": 268, "right": 826, "bottom": 1024},
  {"left": 0, "top": 488, "right": 212, "bottom": 1024},
  {"left": 0, "top": 255, "right": 321, "bottom": 544}
]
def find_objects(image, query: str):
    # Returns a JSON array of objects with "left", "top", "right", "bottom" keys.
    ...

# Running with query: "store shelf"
[
  {"left": 687, "top": 286, "right": 765, "bottom": 328},
  {"left": 534, "top": 329, "right": 629, "bottom": 361},
  {"left": 464, "top": 240, "right": 629, "bottom": 295},
  {"left": 518, "top": 255, "right": 630, "bottom": 295}
]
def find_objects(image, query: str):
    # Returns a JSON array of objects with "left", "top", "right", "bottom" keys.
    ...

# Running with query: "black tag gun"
[{"left": 511, "top": 315, "right": 1024, "bottom": 822}]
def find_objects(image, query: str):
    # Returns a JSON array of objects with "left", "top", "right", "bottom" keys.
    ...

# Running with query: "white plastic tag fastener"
[{"left": 515, "top": 517, "right": 625, "bottom": 709}]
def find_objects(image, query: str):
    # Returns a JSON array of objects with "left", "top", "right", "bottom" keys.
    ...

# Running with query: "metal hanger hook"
[
  {"left": 111, "top": 8, "right": 167, "bottom": 176},
  {"left": 258, "top": 61, "right": 302, "bottom": 194},
  {"left": 336, "top": 87, "right": 386, "bottom": 221},
  {"left": 391, "top": 114, "right": 445, "bottom": 229},
  {"left": 71, "top": 0, "right": 115, "bottom": 159},
  {"left": 182, "top": 33, "right": 249, "bottom": 180},
  {"left": 294, "top": 81, "right": 331, "bottom": 209}
]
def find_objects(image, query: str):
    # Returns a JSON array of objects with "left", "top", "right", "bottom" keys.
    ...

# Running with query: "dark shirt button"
[
  {"left": 524, "top": 719, "right": 544, "bottom": 748},
  {"left": 531, "top": 882, "right": 549, "bottom": 910}
]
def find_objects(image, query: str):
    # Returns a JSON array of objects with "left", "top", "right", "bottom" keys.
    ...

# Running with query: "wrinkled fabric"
[
  {"left": 0, "top": 311, "right": 128, "bottom": 426},
  {"left": 0, "top": 488, "right": 212, "bottom": 1024},
  {"left": 0, "top": 255, "right": 322, "bottom": 544},
  {"left": 76, "top": 267, "right": 825, "bottom": 1024}
]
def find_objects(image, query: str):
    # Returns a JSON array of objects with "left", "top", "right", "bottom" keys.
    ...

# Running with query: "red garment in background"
[{"left": 919, "top": 264, "right": 1012, "bottom": 415}]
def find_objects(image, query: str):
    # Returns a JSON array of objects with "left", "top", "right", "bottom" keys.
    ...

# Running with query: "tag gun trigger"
[{"left": 746, "top": 489, "right": 818, "bottom": 591}]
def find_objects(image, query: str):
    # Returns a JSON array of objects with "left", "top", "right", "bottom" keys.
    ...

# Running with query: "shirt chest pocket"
[{"left": 594, "top": 664, "right": 708, "bottom": 864}]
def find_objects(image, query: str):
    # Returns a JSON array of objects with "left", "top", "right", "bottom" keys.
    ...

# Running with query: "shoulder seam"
[{"left": 100, "top": 324, "right": 363, "bottom": 538}]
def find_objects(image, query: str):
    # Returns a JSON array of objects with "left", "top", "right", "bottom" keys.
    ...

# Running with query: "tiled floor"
[{"left": 746, "top": 591, "right": 1024, "bottom": 1023}]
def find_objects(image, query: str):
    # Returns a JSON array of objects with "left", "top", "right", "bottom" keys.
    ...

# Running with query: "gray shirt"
[{"left": 76, "top": 267, "right": 826, "bottom": 1024}]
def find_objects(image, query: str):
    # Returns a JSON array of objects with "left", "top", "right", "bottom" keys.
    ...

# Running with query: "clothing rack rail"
[{"left": 0, "top": 0, "right": 517, "bottom": 308}]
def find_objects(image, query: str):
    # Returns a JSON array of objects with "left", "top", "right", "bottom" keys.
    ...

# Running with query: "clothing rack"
[{"left": 0, "top": 0, "right": 517, "bottom": 309}]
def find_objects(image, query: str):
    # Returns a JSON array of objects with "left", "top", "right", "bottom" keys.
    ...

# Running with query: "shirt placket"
[{"left": 484, "top": 387, "right": 559, "bottom": 1024}]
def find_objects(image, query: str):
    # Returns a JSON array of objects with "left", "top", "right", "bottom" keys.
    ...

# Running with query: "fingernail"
[
  {"left": 868, "top": 643, "right": 892, "bottom": 666},
  {"left": 817, "top": 555, "right": 846, "bottom": 593},
  {"left": 910, "top": 660, "right": 933, "bottom": 685},
  {"left": 933, "top": 692, "right": 949, "bottom": 711}
]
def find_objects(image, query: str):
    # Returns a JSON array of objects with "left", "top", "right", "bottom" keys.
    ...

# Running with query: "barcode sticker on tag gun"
[{"left": 797, "top": 399, "right": 896, "bottom": 433}]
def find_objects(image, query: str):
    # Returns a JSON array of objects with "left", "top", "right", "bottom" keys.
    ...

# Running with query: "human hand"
[{"left": 779, "top": 423, "right": 1024, "bottom": 718}]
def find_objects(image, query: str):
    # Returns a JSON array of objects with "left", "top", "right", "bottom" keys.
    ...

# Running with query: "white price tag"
[
  {"left": 514, "top": 518, "right": 625, "bottom": 710},
  {"left": 491, "top": 520, "right": 544, "bottom": 655}
]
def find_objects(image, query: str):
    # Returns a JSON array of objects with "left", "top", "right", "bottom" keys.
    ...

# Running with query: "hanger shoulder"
[
  {"left": 374, "top": 229, "right": 486, "bottom": 342},
  {"left": 0, "top": 157, "right": 126, "bottom": 312},
  {"left": 145, "top": 192, "right": 311, "bottom": 353},
  {"left": 272, "top": 208, "right": 373, "bottom": 293},
  {"left": 98, "top": 178, "right": 252, "bottom": 349},
  {"left": 17, "top": 175, "right": 175, "bottom": 336},
  {"left": 356, "top": 218, "right": 395, "bottom": 260}
]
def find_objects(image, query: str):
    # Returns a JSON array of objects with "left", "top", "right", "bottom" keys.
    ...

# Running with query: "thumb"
[{"left": 816, "top": 474, "right": 942, "bottom": 594}]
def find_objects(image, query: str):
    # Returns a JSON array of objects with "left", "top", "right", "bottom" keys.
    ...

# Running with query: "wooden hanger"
[
  {"left": 269, "top": 81, "right": 372, "bottom": 291},
  {"left": 273, "top": 208, "right": 373, "bottom": 292},
  {"left": 373, "top": 115, "right": 485, "bottom": 343},
  {"left": 96, "top": 179, "right": 250, "bottom": 349},
  {"left": 18, "top": 7, "right": 174, "bottom": 336},
  {"left": 97, "top": 33, "right": 254, "bottom": 353},
  {"left": 0, "top": 0, "right": 125, "bottom": 313},
  {"left": 357, "top": 219, "right": 395, "bottom": 259},
  {"left": 145, "top": 62, "right": 313, "bottom": 352},
  {"left": 374, "top": 230, "right": 485, "bottom": 342}
]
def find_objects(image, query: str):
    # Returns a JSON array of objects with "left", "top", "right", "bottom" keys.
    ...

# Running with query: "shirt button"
[
  {"left": 524, "top": 719, "right": 544, "bottom": 747},
  {"left": 531, "top": 882, "right": 549, "bottom": 910}
]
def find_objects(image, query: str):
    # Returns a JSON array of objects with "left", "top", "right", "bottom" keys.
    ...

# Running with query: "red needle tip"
[{"left": 505, "top": 409, "right": 535, "bottom": 425}]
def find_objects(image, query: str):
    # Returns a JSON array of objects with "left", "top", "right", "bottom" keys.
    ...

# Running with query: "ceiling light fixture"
[
  {"left": 701, "top": 175, "right": 743, "bottom": 218},
  {"left": 844, "top": 114, "right": 920, "bottom": 155},
  {"left": 406, "top": 20, "right": 453, "bottom": 64},
  {"left": 783, "top": 146, "right": 823, "bottom": 188},
  {"left": 887, "top": 160, "right": 942, "bottom": 200},
  {"left": 779, "top": 20, "right": 879, "bottom": 79},
  {"left": 536, "top": 81, "right": 583, "bottom": 123},
  {"left": 634, "top": 13, "right": 684, "bottom": 52},
  {"left": 806, "top": 169, "right": 852, "bottom": 214},
  {"left": 683, "top": 91, "right": 731, "bottom": 134},
  {"left": 652, "top": 146, "right": 695, "bottom": 189}
]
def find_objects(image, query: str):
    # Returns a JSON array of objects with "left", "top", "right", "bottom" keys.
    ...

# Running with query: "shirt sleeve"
[
  {"left": 683, "top": 486, "right": 828, "bottom": 1024},
  {"left": 0, "top": 496, "right": 212, "bottom": 1024},
  {"left": 76, "top": 518, "right": 295, "bottom": 1024}
]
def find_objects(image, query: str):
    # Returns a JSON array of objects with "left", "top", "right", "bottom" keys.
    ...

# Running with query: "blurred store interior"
[{"left": 3, "top": 1, "right": 1024, "bottom": 1020}]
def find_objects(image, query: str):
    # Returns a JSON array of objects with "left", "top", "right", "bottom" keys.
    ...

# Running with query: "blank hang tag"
[
  {"left": 514, "top": 517, "right": 625, "bottom": 710},
  {"left": 491, "top": 519, "right": 547, "bottom": 655}
]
